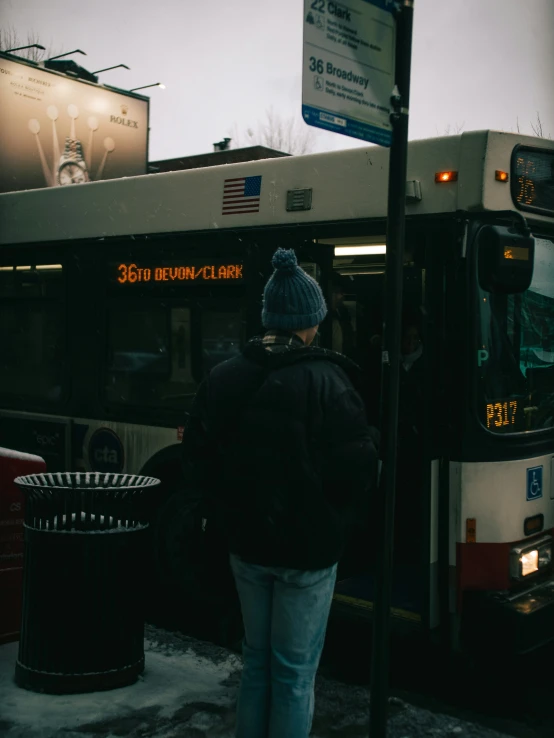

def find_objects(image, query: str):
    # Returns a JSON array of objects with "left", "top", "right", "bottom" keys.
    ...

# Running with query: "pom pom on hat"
[
  {"left": 261, "top": 247, "right": 328, "bottom": 330},
  {"left": 271, "top": 248, "right": 298, "bottom": 274}
]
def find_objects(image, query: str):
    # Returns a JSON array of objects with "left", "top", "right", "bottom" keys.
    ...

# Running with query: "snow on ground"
[{"left": 0, "top": 625, "right": 516, "bottom": 738}]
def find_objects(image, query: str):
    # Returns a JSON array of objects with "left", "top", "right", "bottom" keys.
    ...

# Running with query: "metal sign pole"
[{"left": 369, "top": 2, "right": 414, "bottom": 737}]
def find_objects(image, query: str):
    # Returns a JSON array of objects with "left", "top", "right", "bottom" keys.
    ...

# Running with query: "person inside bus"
[
  {"left": 330, "top": 273, "right": 356, "bottom": 359},
  {"left": 182, "top": 247, "right": 379, "bottom": 738},
  {"left": 399, "top": 318, "right": 425, "bottom": 449}
]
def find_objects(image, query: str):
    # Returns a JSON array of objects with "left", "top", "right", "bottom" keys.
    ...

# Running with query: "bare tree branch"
[
  {"left": 0, "top": 27, "right": 18, "bottom": 53},
  {"left": 442, "top": 122, "right": 464, "bottom": 136},
  {"left": 25, "top": 29, "right": 46, "bottom": 62},
  {"left": 530, "top": 111, "right": 544, "bottom": 138},
  {"left": 513, "top": 112, "right": 552, "bottom": 139},
  {"left": 230, "top": 107, "right": 318, "bottom": 155},
  {"left": 0, "top": 25, "right": 61, "bottom": 61}
]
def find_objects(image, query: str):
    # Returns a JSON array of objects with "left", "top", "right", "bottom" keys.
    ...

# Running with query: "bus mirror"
[{"left": 478, "top": 225, "right": 535, "bottom": 294}]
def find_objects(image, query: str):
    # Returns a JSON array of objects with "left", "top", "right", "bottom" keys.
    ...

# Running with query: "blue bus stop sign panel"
[
  {"left": 526, "top": 465, "right": 543, "bottom": 501},
  {"left": 302, "top": 0, "right": 396, "bottom": 146},
  {"left": 88, "top": 427, "right": 124, "bottom": 473}
]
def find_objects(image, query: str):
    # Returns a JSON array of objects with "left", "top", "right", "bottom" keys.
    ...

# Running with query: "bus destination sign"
[
  {"left": 115, "top": 261, "right": 244, "bottom": 285},
  {"left": 511, "top": 146, "right": 554, "bottom": 216}
]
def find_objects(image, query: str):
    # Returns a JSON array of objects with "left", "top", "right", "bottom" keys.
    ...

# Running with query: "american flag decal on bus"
[{"left": 222, "top": 175, "right": 262, "bottom": 215}]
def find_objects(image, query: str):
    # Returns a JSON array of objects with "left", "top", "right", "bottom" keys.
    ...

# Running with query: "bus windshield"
[{"left": 477, "top": 236, "right": 554, "bottom": 433}]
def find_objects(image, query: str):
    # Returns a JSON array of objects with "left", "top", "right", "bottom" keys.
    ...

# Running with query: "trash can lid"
[{"left": 13, "top": 472, "right": 161, "bottom": 492}]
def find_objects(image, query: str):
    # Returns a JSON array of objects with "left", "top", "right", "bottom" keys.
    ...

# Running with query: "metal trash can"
[{"left": 13, "top": 471, "right": 160, "bottom": 694}]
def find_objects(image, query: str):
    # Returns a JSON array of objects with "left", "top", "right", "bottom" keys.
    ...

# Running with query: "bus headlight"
[
  {"left": 520, "top": 550, "right": 538, "bottom": 577},
  {"left": 510, "top": 536, "right": 553, "bottom": 580}
]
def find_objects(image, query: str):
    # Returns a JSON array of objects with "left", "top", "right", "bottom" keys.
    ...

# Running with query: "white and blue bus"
[{"left": 1, "top": 130, "right": 553, "bottom": 655}]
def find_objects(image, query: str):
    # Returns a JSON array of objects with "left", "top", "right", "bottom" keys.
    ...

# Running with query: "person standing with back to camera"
[{"left": 182, "top": 247, "right": 379, "bottom": 738}]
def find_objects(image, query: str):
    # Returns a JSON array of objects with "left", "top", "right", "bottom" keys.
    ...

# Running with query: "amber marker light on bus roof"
[
  {"left": 435, "top": 171, "right": 458, "bottom": 183},
  {"left": 495, "top": 170, "right": 509, "bottom": 182},
  {"left": 334, "top": 245, "right": 386, "bottom": 256},
  {"left": 466, "top": 518, "right": 476, "bottom": 543}
]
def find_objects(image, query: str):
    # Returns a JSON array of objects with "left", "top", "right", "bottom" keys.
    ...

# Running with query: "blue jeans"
[{"left": 229, "top": 553, "right": 338, "bottom": 738}]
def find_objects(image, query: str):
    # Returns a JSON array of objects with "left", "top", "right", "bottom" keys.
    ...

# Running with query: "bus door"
[{"left": 323, "top": 229, "right": 445, "bottom": 637}]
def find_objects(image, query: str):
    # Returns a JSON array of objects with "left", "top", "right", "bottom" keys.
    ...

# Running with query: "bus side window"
[
  {"left": 201, "top": 310, "right": 245, "bottom": 375},
  {"left": 0, "top": 264, "right": 65, "bottom": 404},
  {"left": 105, "top": 305, "right": 196, "bottom": 408}
]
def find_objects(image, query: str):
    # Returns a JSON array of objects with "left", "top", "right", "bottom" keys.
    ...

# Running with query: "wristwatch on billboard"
[{"left": 56, "top": 137, "right": 90, "bottom": 185}]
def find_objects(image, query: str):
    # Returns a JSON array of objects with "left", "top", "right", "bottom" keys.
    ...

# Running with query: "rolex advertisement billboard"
[{"left": 0, "top": 54, "right": 149, "bottom": 193}]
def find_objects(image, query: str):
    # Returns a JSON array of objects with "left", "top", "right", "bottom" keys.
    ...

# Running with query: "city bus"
[{"left": 1, "top": 130, "right": 553, "bottom": 656}]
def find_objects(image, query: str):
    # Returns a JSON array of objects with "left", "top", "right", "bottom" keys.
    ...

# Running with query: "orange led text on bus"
[
  {"left": 503, "top": 246, "right": 529, "bottom": 261},
  {"left": 486, "top": 400, "right": 518, "bottom": 428},
  {"left": 117, "top": 263, "right": 244, "bottom": 284},
  {"left": 515, "top": 156, "right": 536, "bottom": 206}
]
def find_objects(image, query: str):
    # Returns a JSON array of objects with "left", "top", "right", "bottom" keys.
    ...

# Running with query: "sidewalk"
[{"left": 0, "top": 625, "right": 518, "bottom": 738}]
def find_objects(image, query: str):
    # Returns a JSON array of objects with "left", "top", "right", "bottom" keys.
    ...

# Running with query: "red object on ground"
[{"left": 0, "top": 447, "right": 46, "bottom": 644}]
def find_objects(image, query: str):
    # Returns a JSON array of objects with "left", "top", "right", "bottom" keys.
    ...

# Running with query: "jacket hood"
[{"left": 242, "top": 336, "right": 363, "bottom": 389}]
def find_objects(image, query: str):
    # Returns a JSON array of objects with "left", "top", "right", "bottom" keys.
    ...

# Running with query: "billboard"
[{"left": 0, "top": 54, "right": 149, "bottom": 193}]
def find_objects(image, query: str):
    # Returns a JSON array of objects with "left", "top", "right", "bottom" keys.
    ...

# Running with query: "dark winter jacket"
[{"left": 181, "top": 333, "right": 379, "bottom": 571}]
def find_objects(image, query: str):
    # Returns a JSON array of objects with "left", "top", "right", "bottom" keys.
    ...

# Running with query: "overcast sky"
[{"left": 2, "top": 0, "right": 553, "bottom": 160}]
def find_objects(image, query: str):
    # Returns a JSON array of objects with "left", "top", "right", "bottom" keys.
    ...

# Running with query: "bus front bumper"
[{"left": 466, "top": 575, "right": 554, "bottom": 655}]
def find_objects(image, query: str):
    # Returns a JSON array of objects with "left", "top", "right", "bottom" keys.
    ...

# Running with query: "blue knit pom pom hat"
[{"left": 262, "top": 248, "right": 328, "bottom": 330}]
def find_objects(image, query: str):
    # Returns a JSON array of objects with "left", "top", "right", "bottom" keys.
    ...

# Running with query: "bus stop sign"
[{"left": 302, "top": 0, "right": 396, "bottom": 146}]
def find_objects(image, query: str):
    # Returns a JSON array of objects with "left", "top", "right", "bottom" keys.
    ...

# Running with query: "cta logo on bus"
[{"left": 88, "top": 428, "right": 124, "bottom": 473}]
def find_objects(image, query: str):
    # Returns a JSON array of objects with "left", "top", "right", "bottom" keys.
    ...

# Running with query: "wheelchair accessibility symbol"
[{"left": 526, "top": 466, "right": 543, "bottom": 501}]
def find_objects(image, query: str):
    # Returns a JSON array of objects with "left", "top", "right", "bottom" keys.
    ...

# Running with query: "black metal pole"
[{"left": 369, "top": 2, "right": 414, "bottom": 737}]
